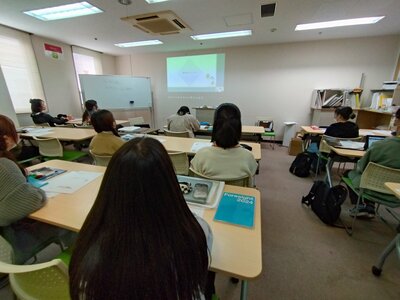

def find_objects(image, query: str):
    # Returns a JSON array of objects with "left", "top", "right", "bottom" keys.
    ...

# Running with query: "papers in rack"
[
  {"left": 118, "top": 126, "right": 141, "bottom": 133},
  {"left": 191, "top": 142, "right": 212, "bottom": 152},
  {"left": 338, "top": 141, "right": 365, "bottom": 150},
  {"left": 42, "top": 171, "right": 102, "bottom": 194}
]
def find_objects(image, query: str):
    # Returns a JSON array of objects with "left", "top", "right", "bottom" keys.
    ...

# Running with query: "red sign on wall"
[{"left": 44, "top": 43, "right": 63, "bottom": 60}]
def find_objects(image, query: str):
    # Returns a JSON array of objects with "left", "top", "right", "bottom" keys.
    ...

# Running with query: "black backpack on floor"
[
  {"left": 301, "top": 181, "right": 347, "bottom": 226},
  {"left": 289, "top": 152, "right": 315, "bottom": 177}
]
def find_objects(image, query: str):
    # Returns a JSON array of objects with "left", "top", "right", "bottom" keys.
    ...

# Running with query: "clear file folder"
[
  {"left": 177, "top": 175, "right": 224, "bottom": 208},
  {"left": 118, "top": 126, "right": 141, "bottom": 133}
]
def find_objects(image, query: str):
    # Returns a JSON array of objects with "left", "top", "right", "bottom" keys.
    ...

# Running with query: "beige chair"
[
  {"left": 33, "top": 136, "right": 88, "bottom": 161},
  {"left": 129, "top": 117, "right": 145, "bottom": 125},
  {"left": 89, "top": 149, "right": 112, "bottom": 167},
  {"left": 189, "top": 167, "right": 251, "bottom": 187},
  {"left": 0, "top": 236, "right": 70, "bottom": 300},
  {"left": 164, "top": 129, "right": 191, "bottom": 138},
  {"left": 168, "top": 151, "right": 189, "bottom": 175},
  {"left": 342, "top": 162, "right": 400, "bottom": 236}
]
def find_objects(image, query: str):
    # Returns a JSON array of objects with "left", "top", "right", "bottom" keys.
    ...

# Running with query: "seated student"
[
  {"left": 344, "top": 108, "right": 400, "bottom": 218},
  {"left": 0, "top": 115, "right": 75, "bottom": 264},
  {"left": 30, "top": 98, "right": 73, "bottom": 126},
  {"left": 69, "top": 137, "right": 212, "bottom": 299},
  {"left": 167, "top": 106, "right": 200, "bottom": 137},
  {"left": 324, "top": 106, "right": 359, "bottom": 138},
  {"left": 89, "top": 110, "right": 124, "bottom": 156},
  {"left": 81, "top": 99, "right": 98, "bottom": 125},
  {"left": 0, "top": 115, "right": 39, "bottom": 161},
  {"left": 191, "top": 103, "right": 258, "bottom": 181}
]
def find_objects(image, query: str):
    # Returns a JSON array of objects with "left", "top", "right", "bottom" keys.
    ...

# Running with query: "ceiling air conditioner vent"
[{"left": 121, "top": 10, "right": 191, "bottom": 35}]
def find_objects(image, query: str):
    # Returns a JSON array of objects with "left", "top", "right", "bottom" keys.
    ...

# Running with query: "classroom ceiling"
[{"left": 0, "top": 0, "right": 399, "bottom": 56}]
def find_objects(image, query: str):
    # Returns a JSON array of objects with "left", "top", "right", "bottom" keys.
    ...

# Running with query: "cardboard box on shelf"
[{"left": 288, "top": 137, "right": 303, "bottom": 156}]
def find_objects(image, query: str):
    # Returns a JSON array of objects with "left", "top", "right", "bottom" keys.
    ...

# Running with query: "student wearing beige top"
[
  {"left": 191, "top": 103, "right": 257, "bottom": 180},
  {"left": 89, "top": 110, "right": 125, "bottom": 156},
  {"left": 167, "top": 106, "right": 200, "bottom": 138}
]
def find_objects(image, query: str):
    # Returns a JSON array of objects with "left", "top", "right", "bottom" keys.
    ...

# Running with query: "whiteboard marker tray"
[{"left": 177, "top": 175, "right": 225, "bottom": 209}]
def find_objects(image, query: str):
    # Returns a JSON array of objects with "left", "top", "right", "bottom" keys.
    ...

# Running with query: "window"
[
  {"left": 72, "top": 46, "right": 103, "bottom": 102},
  {"left": 0, "top": 25, "right": 45, "bottom": 113}
]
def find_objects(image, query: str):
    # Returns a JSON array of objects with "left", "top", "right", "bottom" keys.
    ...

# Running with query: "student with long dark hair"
[
  {"left": 30, "top": 98, "right": 73, "bottom": 126},
  {"left": 167, "top": 105, "right": 200, "bottom": 137},
  {"left": 81, "top": 99, "right": 98, "bottom": 125},
  {"left": 191, "top": 103, "right": 257, "bottom": 180},
  {"left": 325, "top": 106, "right": 359, "bottom": 138},
  {"left": 69, "top": 137, "right": 212, "bottom": 299},
  {"left": 89, "top": 109, "right": 124, "bottom": 156},
  {"left": 0, "top": 115, "right": 75, "bottom": 264}
]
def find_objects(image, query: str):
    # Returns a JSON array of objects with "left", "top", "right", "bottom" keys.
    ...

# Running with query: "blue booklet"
[
  {"left": 27, "top": 176, "right": 49, "bottom": 188},
  {"left": 214, "top": 192, "right": 255, "bottom": 228}
]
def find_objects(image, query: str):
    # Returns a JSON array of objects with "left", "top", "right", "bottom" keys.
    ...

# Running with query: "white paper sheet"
[
  {"left": 42, "top": 171, "right": 102, "bottom": 194},
  {"left": 118, "top": 126, "right": 141, "bottom": 133},
  {"left": 338, "top": 141, "right": 365, "bottom": 150},
  {"left": 191, "top": 142, "right": 212, "bottom": 152}
]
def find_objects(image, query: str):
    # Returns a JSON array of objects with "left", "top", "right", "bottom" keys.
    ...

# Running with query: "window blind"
[{"left": 0, "top": 25, "right": 45, "bottom": 113}]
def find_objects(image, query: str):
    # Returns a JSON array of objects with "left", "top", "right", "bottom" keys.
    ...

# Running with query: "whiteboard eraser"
[{"left": 130, "top": 101, "right": 134, "bottom": 104}]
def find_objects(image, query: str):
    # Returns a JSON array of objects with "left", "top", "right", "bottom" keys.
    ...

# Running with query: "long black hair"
[
  {"left": 335, "top": 106, "right": 355, "bottom": 120},
  {"left": 91, "top": 109, "right": 119, "bottom": 136},
  {"left": 82, "top": 100, "right": 98, "bottom": 124},
  {"left": 69, "top": 137, "right": 209, "bottom": 300},
  {"left": 211, "top": 103, "right": 242, "bottom": 148}
]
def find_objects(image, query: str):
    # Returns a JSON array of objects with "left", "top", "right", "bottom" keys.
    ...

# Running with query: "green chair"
[
  {"left": 341, "top": 162, "right": 400, "bottom": 236},
  {"left": 33, "top": 136, "right": 88, "bottom": 162},
  {"left": 0, "top": 235, "right": 70, "bottom": 300},
  {"left": 257, "top": 119, "right": 276, "bottom": 149}
]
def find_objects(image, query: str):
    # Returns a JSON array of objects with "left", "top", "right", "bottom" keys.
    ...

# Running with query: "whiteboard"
[{"left": 79, "top": 74, "right": 152, "bottom": 109}]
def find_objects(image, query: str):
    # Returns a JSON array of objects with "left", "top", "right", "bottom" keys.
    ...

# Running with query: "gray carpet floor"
[{"left": 215, "top": 143, "right": 400, "bottom": 299}]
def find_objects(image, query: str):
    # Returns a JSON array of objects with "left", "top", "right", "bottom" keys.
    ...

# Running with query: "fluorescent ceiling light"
[
  {"left": 295, "top": 16, "right": 385, "bottom": 31},
  {"left": 145, "top": 0, "right": 169, "bottom": 3},
  {"left": 191, "top": 30, "right": 252, "bottom": 40},
  {"left": 23, "top": 1, "right": 102, "bottom": 21},
  {"left": 114, "top": 40, "right": 163, "bottom": 48}
]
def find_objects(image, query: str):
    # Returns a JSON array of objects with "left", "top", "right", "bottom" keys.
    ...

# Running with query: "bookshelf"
[{"left": 310, "top": 89, "right": 356, "bottom": 126}]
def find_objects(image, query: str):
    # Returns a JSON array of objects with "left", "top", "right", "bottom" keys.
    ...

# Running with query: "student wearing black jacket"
[
  {"left": 325, "top": 106, "right": 359, "bottom": 138},
  {"left": 30, "top": 98, "right": 72, "bottom": 126}
]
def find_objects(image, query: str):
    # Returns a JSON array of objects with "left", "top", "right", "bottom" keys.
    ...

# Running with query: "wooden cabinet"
[{"left": 356, "top": 109, "right": 393, "bottom": 129}]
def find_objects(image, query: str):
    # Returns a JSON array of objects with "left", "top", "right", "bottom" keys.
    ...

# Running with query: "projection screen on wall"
[{"left": 167, "top": 53, "right": 225, "bottom": 93}]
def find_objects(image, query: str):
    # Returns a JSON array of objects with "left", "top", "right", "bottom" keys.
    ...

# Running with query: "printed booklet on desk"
[
  {"left": 214, "top": 192, "right": 255, "bottom": 228},
  {"left": 29, "top": 167, "right": 66, "bottom": 181}
]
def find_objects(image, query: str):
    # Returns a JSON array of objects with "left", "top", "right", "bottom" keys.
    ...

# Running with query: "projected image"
[{"left": 167, "top": 54, "right": 225, "bottom": 93}]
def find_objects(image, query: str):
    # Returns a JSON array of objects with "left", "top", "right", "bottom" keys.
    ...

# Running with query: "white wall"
[
  {"left": 31, "top": 36, "right": 82, "bottom": 117},
  {"left": 116, "top": 35, "right": 400, "bottom": 139}
]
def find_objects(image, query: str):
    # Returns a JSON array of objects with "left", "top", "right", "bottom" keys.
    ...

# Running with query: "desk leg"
[
  {"left": 240, "top": 280, "right": 248, "bottom": 300},
  {"left": 325, "top": 157, "right": 333, "bottom": 188}
]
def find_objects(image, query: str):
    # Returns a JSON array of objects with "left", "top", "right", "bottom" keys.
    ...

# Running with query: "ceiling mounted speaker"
[{"left": 121, "top": 10, "right": 192, "bottom": 35}]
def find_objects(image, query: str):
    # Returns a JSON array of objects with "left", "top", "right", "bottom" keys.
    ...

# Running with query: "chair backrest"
[
  {"left": 0, "top": 235, "right": 70, "bottom": 300},
  {"left": 189, "top": 167, "right": 251, "bottom": 187},
  {"left": 168, "top": 151, "right": 189, "bottom": 175},
  {"left": 129, "top": 117, "right": 145, "bottom": 125},
  {"left": 164, "top": 129, "right": 191, "bottom": 138},
  {"left": 89, "top": 149, "right": 112, "bottom": 167},
  {"left": 33, "top": 137, "right": 63, "bottom": 157},
  {"left": 360, "top": 162, "right": 400, "bottom": 194},
  {"left": 257, "top": 118, "right": 274, "bottom": 132}
]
